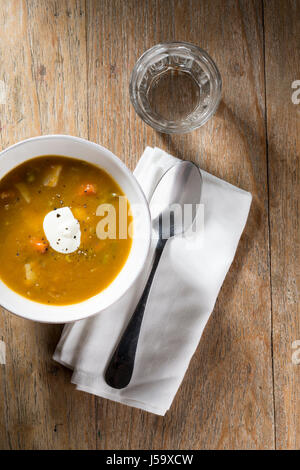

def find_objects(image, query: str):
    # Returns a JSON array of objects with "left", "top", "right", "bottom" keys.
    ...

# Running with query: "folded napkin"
[{"left": 53, "top": 147, "right": 252, "bottom": 415}]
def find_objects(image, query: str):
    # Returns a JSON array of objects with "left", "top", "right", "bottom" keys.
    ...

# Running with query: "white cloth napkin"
[{"left": 53, "top": 147, "right": 252, "bottom": 415}]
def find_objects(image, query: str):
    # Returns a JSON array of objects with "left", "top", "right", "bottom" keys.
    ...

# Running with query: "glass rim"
[{"left": 129, "top": 41, "right": 222, "bottom": 134}]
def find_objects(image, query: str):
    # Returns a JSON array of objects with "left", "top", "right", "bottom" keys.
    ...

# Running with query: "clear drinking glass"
[{"left": 129, "top": 42, "right": 222, "bottom": 134}]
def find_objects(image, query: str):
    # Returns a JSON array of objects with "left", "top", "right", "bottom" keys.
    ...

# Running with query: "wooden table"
[{"left": 0, "top": 0, "right": 299, "bottom": 450}]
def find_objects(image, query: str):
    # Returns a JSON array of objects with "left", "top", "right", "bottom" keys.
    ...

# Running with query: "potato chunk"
[
  {"left": 43, "top": 165, "right": 62, "bottom": 187},
  {"left": 24, "top": 263, "right": 37, "bottom": 283},
  {"left": 15, "top": 183, "right": 31, "bottom": 203}
]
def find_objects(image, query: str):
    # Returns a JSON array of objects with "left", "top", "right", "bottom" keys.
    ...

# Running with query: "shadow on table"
[{"left": 147, "top": 98, "right": 271, "bottom": 444}]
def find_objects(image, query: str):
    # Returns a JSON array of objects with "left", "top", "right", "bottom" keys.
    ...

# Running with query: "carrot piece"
[
  {"left": 30, "top": 237, "right": 49, "bottom": 254},
  {"left": 79, "top": 183, "right": 97, "bottom": 195}
]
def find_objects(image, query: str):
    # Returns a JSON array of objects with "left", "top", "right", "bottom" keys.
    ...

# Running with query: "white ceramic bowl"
[{"left": 0, "top": 135, "right": 151, "bottom": 323}]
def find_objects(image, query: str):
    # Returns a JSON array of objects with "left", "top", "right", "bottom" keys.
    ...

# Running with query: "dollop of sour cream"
[{"left": 43, "top": 207, "right": 81, "bottom": 254}]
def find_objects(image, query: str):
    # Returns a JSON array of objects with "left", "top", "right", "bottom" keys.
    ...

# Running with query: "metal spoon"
[{"left": 105, "top": 161, "right": 202, "bottom": 389}]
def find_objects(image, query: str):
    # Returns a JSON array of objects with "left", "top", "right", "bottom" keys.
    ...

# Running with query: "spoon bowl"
[{"left": 151, "top": 161, "right": 202, "bottom": 238}]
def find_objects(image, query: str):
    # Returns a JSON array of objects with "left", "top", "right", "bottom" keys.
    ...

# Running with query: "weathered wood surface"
[
  {"left": 0, "top": 0, "right": 298, "bottom": 449},
  {"left": 264, "top": 0, "right": 300, "bottom": 450}
]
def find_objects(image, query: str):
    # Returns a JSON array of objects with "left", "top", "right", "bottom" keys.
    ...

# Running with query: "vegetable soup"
[{"left": 0, "top": 156, "right": 133, "bottom": 305}]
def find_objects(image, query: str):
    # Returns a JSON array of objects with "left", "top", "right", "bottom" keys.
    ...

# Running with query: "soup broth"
[{"left": 0, "top": 156, "right": 133, "bottom": 305}]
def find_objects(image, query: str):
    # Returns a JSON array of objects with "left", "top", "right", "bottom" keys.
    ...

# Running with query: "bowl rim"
[{"left": 0, "top": 134, "right": 151, "bottom": 323}]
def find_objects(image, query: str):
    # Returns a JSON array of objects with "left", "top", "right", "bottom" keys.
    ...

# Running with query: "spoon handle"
[{"left": 105, "top": 236, "right": 168, "bottom": 389}]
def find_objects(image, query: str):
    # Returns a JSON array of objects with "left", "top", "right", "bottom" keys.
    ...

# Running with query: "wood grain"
[
  {"left": 86, "top": 0, "right": 274, "bottom": 449},
  {"left": 0, "top": 0, "right": 96, "bottom": 450},
  {"left": 264, "top": 0, "right": 300, "bottom": 450},
  {"left": 0, "top": 0, "right": 298, "bottom": 450}
]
